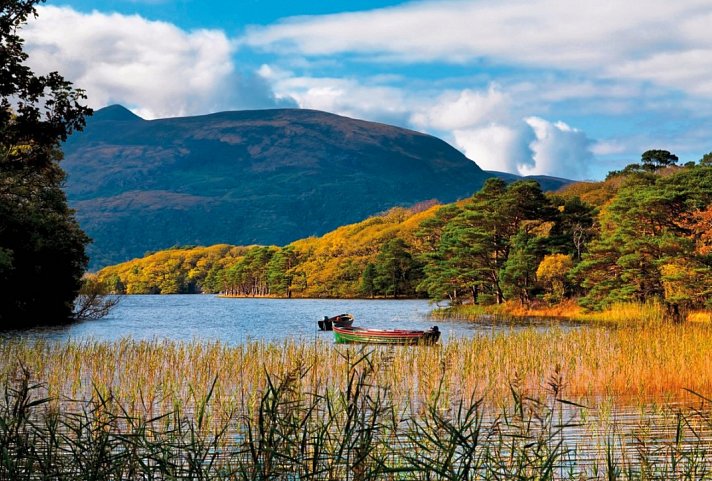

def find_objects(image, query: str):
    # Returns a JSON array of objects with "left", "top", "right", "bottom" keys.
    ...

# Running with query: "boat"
[
  {"left": 333, "top": 325, "right": 440, "bottom": 345},
  {"left": 318, "top": 313, "right": 354, "bottom": 331}
]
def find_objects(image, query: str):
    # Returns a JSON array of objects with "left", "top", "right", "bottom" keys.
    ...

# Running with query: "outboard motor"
[
  {"left": 318, "top": 316, "right": 333, "bottom": 331},
  {"left": 426, "top": 325, "right": 441, "bottom": 343}
]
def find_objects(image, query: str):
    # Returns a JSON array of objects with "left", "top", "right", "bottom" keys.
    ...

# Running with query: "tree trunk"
[{"left": 667, "top": 303, "right": 685, "bottom": 324}]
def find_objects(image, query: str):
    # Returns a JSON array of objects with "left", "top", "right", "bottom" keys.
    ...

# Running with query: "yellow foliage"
[
  {"left": 536, "top": 254, "right": 573, "bottom": 304},
  {"left": 659, "top": 261, "right": 709, "bottom": 305},
  {"left": 98, "top": 204, "right": 441, "bottom": 298},
  {"left": 554, "top": 177, "right": 622, "bottom": 207},
  {"left": 97, "top": 244, "right": 248, "bottom": 294},
  {"left": 536, "top": 254, "right": 573, "bottom": 283},
  {"left": 287, "top": 205, "right": 439, "bottom": 297}
]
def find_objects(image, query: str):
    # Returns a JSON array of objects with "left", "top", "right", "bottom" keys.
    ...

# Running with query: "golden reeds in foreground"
[
  {"left": 2, "top": 339, "right": 712, "bottom": 480},
  {"left": 2, "top": 323, "right": 712, "bottom": 416}
]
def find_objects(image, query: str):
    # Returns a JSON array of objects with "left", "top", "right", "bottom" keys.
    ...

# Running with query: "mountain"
[
  {"left": 485, "top": 171, "right": 573, "bottom": 192},
  {"left": 63, "top": 106, "right": 493, "bottom": 268}
]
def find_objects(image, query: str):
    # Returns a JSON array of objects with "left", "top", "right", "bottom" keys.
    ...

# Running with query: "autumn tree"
[
  {"left": 1, "top": 0, "right": 93, "bottom": 326},
  {"left": 536, "top": 254, "right": 574, "bottom": 304}
]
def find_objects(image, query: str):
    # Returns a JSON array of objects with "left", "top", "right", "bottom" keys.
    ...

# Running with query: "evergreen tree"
[
  {"left": 500, "top": 231, "right": 541, "bottom": 306},
  {"left": 641, "top": 149, "right": 678, "bottom": 171},
  {"left": 360, "top": 263, "right": 377, "bottom": 298},
  {"left": 266, "top": 247, "right": 298, "bottom": 297},
  {"left": 547, "top": 196, "right": 596, "bottom": 260},
  {"left": 372, "top": 238, "right": 420, "bottom": 298},
  {"left": 573, "top": 168, "right": 712, "bottom": 318},
  {"left": 418, "top": 179, "right": 555, "bottom": 304},
  {"left": 700, "top": 152, "right": 712, "bottom": 166}
]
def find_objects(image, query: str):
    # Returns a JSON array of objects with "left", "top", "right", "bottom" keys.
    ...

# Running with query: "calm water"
[
  {"left": 4, "top": 295, "right": 710, "bottom": 473},
  {"left": 3, "top": 295, "right": 577, "bottom": 344}
]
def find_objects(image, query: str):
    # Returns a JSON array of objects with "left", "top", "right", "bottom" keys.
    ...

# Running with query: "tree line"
[{"left": 98, "top": 154, "right": 712, "bottom": 321}]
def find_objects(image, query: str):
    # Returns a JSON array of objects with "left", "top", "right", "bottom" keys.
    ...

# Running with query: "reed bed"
[
  {"left": 2, "top": 324, "right": 712, "bottom": 416},
  {"left": 1, "top": 339, "right": 712, "bottom": 480},
  {"left": 435, "top": 301, "right": 693, "bottom": 327}
]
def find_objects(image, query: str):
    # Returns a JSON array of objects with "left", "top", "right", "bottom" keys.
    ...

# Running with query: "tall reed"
[
  {"left": 2, "top": 324, "right": 712, "bottom": 414},
  {"left": 2, "top": 351, "right": 712, "bottom": 480}
]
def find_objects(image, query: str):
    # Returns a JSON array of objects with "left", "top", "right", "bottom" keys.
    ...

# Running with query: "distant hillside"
[
  {"left": 63, "top": 106, "right": 492, "bottom": 268},
  {"left": 96, "top": 204, "right": 440, "bottom": 296},
  {"left": 485, "top": 171, "right": 573, "bottom": 192}
]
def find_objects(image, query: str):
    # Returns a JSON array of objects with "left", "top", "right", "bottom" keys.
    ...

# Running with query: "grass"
[
  {"left": 2, "top": 323, "right": 712, "bottom": 478},
  {"left": 690, "top": 310, "right": 712, "bottom": 324},
  {"left": 2, "top": 344, "right": 712, "bottom": 480},
  {"left": 434, "top": 300, "right": 707, "bottom": 327}
]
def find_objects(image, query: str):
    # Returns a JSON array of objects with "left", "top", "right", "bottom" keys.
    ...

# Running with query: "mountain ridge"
[
  {"left": 63, "top": 106, "right": 496, "bottom": 268},
  {"left": 63, "top": 106, "right": 572, "bottom": 269}
]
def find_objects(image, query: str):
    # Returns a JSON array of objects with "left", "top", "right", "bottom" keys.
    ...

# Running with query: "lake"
[
  {"left": 3, "top": 295, "right": 710, "bottom": 476},
  {"left": 2, "top": 295, "right": 577, "bottom": 344}
]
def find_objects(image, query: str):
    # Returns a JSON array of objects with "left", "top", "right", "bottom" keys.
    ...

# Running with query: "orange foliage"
[
  {"left": 554, "top": 177, "right": 622, "bottom": 207},
  {"left": 686, "top": 204, "right": 712, "bottom": 255}
]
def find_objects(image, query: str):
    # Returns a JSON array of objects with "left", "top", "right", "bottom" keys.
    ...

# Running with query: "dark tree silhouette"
[{"left": 1, "top": 0, "right": 93, "bottom": 327}]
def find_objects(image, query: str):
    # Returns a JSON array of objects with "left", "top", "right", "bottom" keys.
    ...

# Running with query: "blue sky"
[{"left": 24, "top": 0, "right": 712, "bottom": 179}]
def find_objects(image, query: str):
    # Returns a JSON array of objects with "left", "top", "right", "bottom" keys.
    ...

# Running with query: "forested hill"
[
  {"left": 63, "top": 106, "right": 494, "bottom": 269},
  {"left": 96, "top": 162, "right": 712, "bottom": 321}
]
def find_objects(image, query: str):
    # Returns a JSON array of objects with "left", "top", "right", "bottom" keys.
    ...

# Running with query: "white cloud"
[
  {"left": 264, "top": 69, "right": 595, "bottom": 179},
  {"left": 591, "top": 140, "right": 628, "bottom": 156},
  {"left": 268, "top": 64, "right": 595, "bottom": 177},
  {"left": 18, "top": 5, "right": 602, "bottom": 179},
  {"left": 522, "top": 117, "right": 594, "bottom": 179},
  {"left": 403, "top": 82, "right": 593, "bottom": 178},
  {"left": 259, "top": 66, "right": 411, "bottom": 124},
  {"left": 24, "top": 6, "right": 289, "bottom": 118},
  {"left": 453, "top": 123, "right": 535, "bottom": 173},
  {"left": 410, "top": 86, "right": 511, "bottom": 131},
  {"left": 243, "top": 0, "right": 712, "bottom": 97},
  {"left": 609, "top": 49, "right": 712, "bottom": 96},
  {"left": 449, "top": 118, "right": 595, "bottom": 179}
]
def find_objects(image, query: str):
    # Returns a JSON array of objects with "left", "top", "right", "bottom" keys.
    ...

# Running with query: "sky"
[{"left": 21, "top": 0, "right": 712, "bottom": 180}]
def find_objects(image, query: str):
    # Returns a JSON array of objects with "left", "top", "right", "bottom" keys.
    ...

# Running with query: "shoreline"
[
  {"left": 215, "top": 293, "right": 427, "bottom": 301},
  {"left": 433, "top": 300, "right": 712, "bottom": 325}
]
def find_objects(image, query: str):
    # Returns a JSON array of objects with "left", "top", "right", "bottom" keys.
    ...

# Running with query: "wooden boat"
[
  {"left": 318, "top": 313, "right": 354, "bottom": 331},
  {"left": 333, "top": 325, "right": 440, "bottom": 345}
]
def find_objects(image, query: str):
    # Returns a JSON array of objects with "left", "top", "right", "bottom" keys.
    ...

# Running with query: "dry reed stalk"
[
  {"left": 435, "top": 300, "right": 677, "bottom": 327},
  {"left": 1, "top": 324, "right": 712, "bottom": 420}
]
